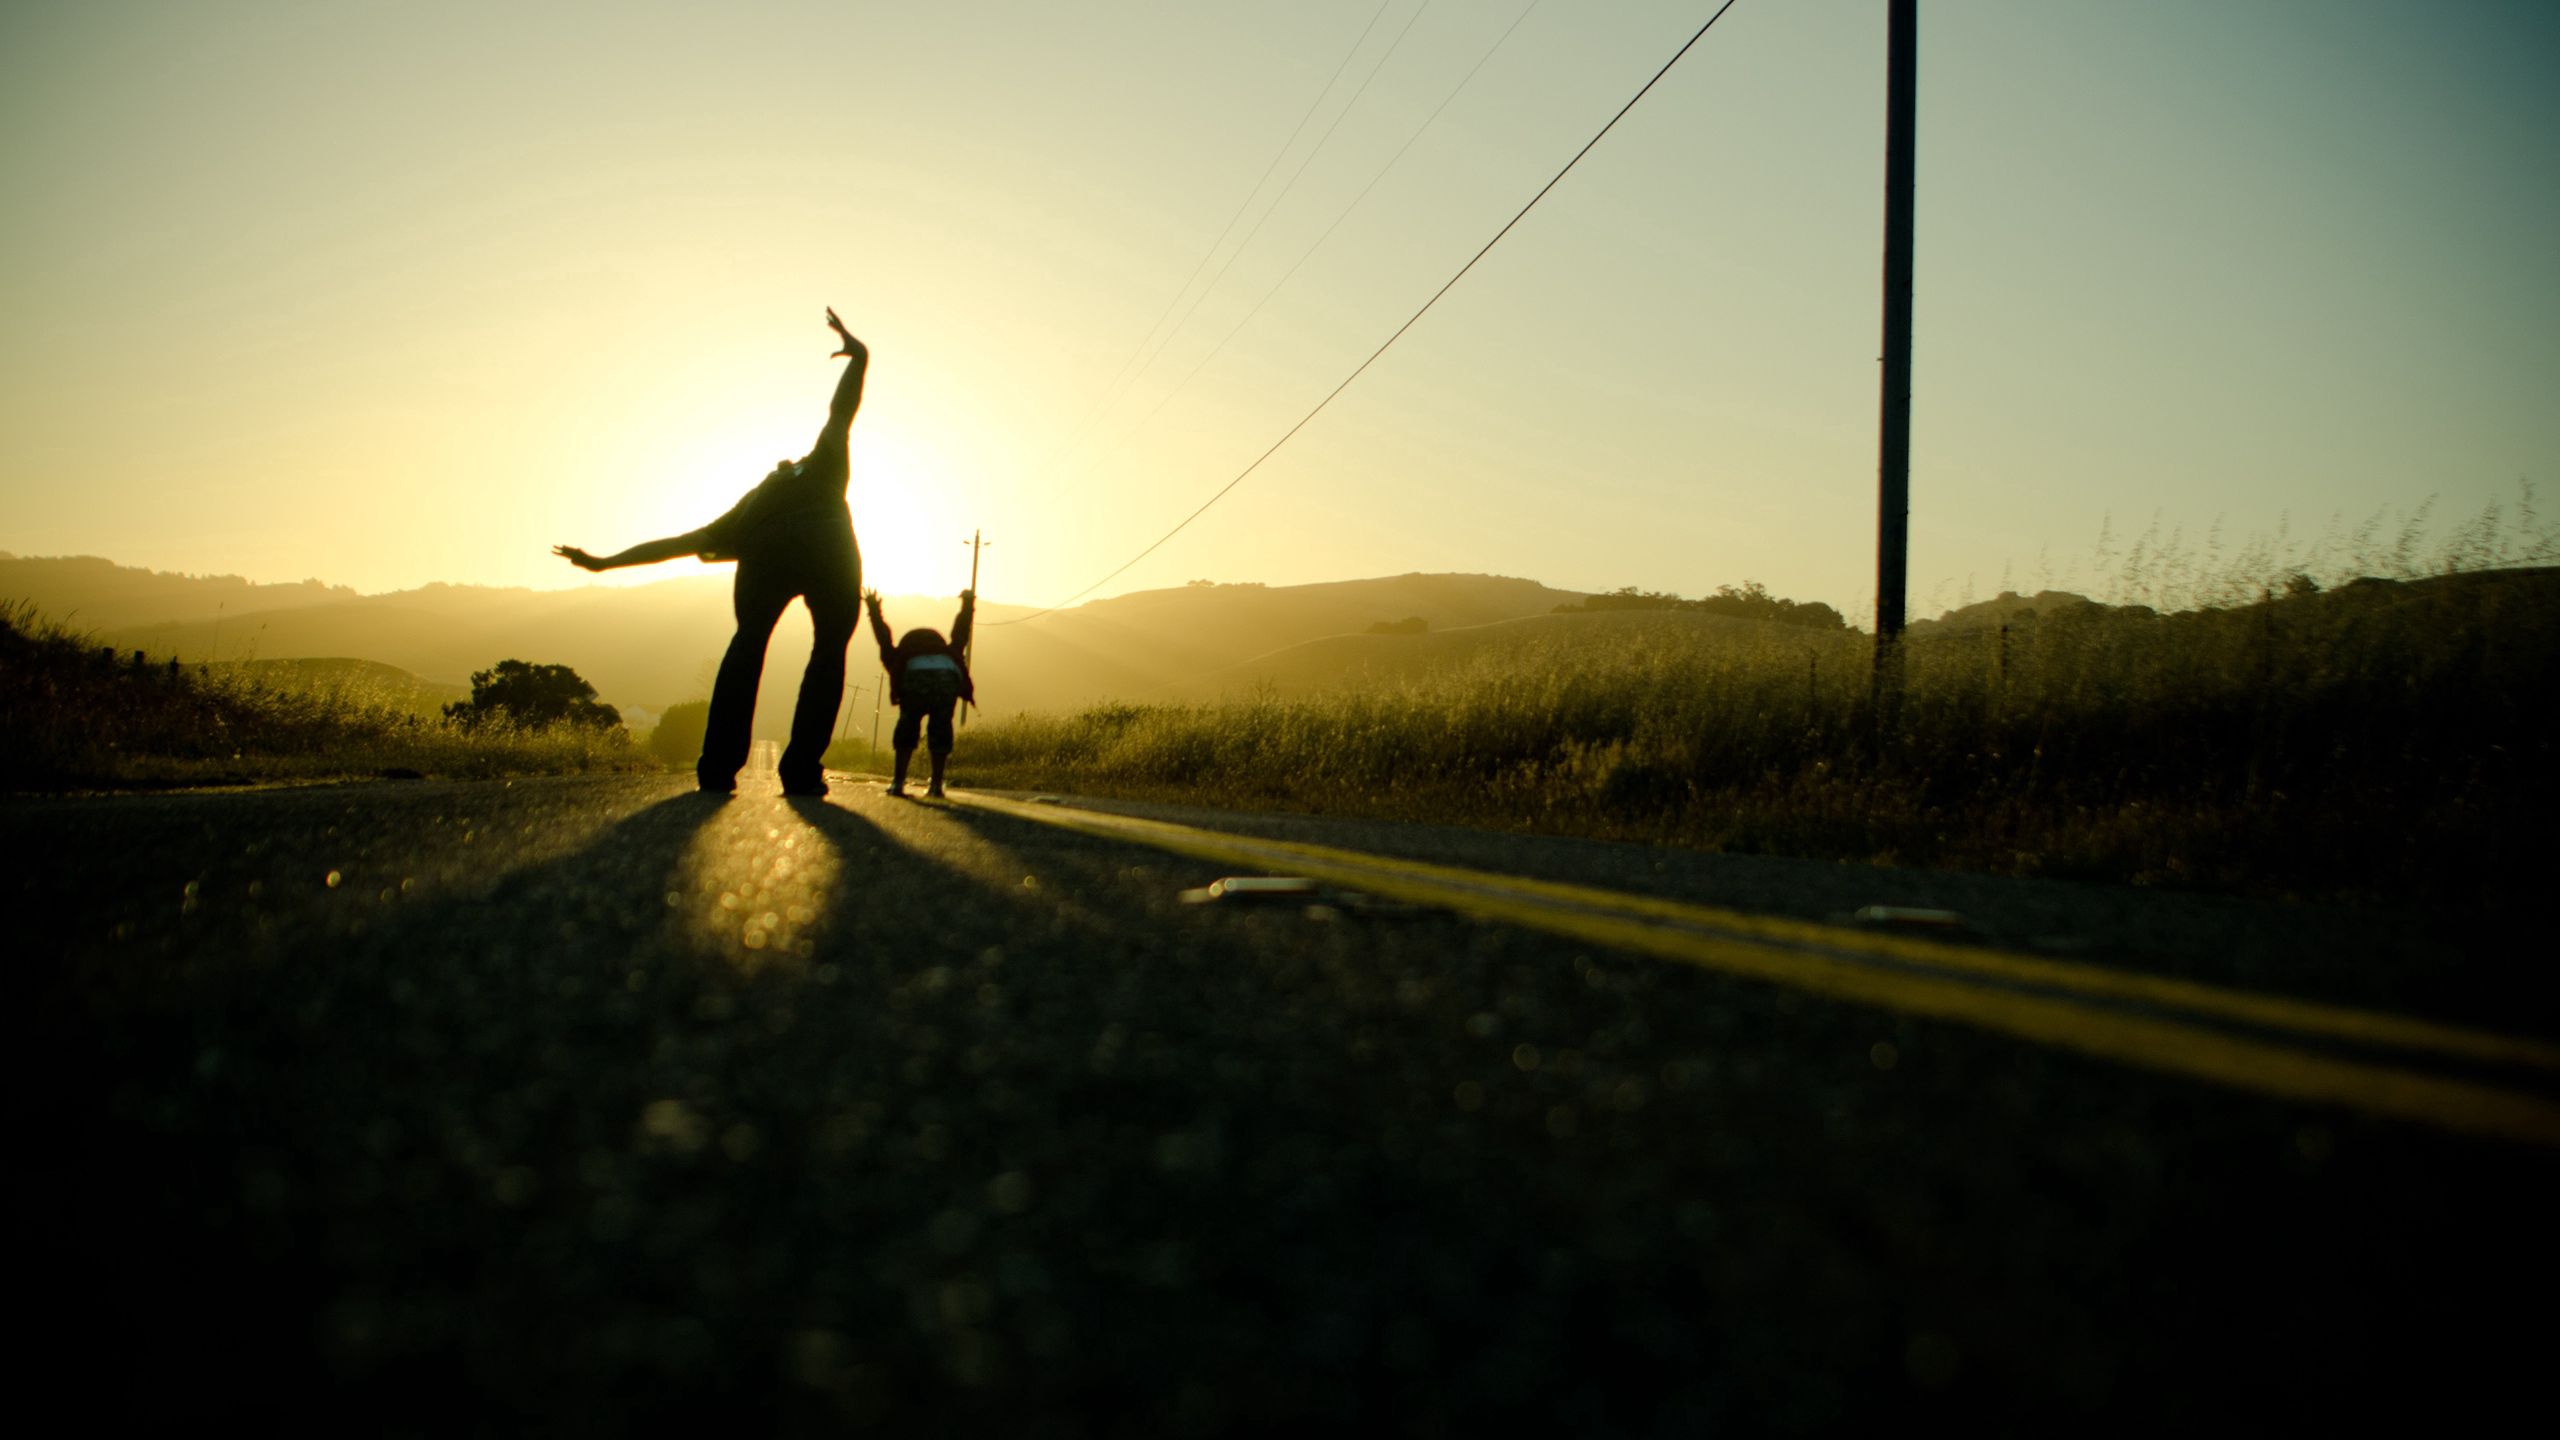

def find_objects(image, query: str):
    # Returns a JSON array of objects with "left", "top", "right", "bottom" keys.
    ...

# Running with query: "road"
[{"left": 22, "top": 772, "right": 2555, "bottom": 1431}]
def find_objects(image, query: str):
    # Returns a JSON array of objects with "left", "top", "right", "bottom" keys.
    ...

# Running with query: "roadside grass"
[
  {"left": 961, "top": 560, "right": 2559, "bottom": 907},
  {"left": 0, "top": 604, "right": 651, "bottom": 789}
]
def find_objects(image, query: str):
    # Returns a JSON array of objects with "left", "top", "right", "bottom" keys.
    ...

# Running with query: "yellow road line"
[{"left": 954, "top": 791, "right": 2560, "bottom": 1148}]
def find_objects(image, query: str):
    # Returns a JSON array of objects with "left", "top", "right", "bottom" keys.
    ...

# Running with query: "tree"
[
  {"left": 1553, "top": 582, "right": 1846, "bottom": 632},
  {"left": 443, "top": 659, "right": 621, "bottom": 730}
]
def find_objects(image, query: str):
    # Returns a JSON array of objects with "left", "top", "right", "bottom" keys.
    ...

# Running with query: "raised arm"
[
  {"left": 949, "top": 589, "right": 976, "bottom": 656},
  {"left": 864, "top": 590, "right": 898, "bottom": 671},
  {"left": 814, "top": 307, "right": 869, "bottom": 452}
]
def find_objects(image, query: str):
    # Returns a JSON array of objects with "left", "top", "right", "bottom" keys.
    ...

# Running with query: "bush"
[
  {"left": 1555, "top": 581, "right": 1846, "bottom": 631},
  {"left": 648, "top": 700, "right": 710, "bottom": 765},
  {"left": 444, "top": 659, "right": 621, "bottom": 730}
]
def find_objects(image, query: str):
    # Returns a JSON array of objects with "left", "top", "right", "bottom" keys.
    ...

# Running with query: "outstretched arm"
[{"left": 553, "top": 530, "right": 708, "bottom": 572}]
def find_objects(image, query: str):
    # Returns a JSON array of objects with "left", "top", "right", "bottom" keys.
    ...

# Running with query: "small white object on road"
[
  {"left": 1180, "top": 876, "right": 1321, "bottom": 905},
  {"left": 1851, "top": 905, "right": 1969, "bottom": 929}
]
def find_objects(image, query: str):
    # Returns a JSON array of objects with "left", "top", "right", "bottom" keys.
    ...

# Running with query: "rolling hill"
[
  {"left": 2, "top": 555, "right": 1590, "bottom": 733},
  {"left": 1162, "top": 607, "right": 1855, "bottom": 704}
]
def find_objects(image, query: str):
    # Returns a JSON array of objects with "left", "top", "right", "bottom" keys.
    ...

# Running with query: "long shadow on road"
[{"left": 39, "top": 781, "right": 2559, "bottom": 1433}]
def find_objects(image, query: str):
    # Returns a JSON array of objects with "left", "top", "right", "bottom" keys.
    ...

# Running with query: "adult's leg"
[
  {"left": 700, "top": 562, "right": 793, "bottom": 789},
  {"left": 780, "top": 537, "right": 861, "bottom": 791}
]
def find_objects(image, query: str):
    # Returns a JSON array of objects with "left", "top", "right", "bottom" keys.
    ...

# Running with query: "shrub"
[
  {"left": 444, "top": 659, "right": 621, "bottom": 730},
  {"left": 648, "top": 700, "right": 711, "bottom": 764}
]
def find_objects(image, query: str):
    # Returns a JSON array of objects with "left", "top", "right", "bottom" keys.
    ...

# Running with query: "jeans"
[
  {"left": 891, "top": 701, "right": 958, "bottom": 756},
  {"left": 699, "top": 521, "right": 860, "bottom": 789}
]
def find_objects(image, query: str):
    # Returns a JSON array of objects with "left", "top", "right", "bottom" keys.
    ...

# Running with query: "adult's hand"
[{"left": 826, "top": 307, "right": 864, "bottom": 359}]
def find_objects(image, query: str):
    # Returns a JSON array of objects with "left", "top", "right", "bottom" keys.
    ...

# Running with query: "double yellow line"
[{"left": 955, "top": 791, "right": 2560, "bottom": 1147}]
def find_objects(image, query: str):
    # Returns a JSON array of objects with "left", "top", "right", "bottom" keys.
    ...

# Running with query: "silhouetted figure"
[
  {"left": 556, "top": 309, "right": 868, "bottom": 796},
  {"left": 865, "top": 588, "right": 975, "bottom": 799}
]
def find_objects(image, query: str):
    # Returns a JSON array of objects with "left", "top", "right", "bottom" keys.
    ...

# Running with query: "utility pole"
[
  {"left": 836, "top": 680, "right": 885, "bottom": 768},
  {"left": 1873, "top": 0, "right": 1917, "bottom": 702},
  {"left": 960, "top": 530, "right": 989, "bottom": 726}
]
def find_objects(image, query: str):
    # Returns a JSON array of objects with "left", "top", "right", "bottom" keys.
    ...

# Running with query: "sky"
[{"left": 5, "top": 0, "right": 2555, "bottom": 622}]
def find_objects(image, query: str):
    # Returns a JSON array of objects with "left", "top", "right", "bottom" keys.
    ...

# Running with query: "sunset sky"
[{"left": 5, "top": 0, "right": 2554, "bottom": 621}]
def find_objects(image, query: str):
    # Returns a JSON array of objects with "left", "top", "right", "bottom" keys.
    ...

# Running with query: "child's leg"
[
  {"left": 889, "top": 706, "right": 922, "bottom": 794},
  {"left": 924, "top": 701, "right": 957, "bottom": 796}
]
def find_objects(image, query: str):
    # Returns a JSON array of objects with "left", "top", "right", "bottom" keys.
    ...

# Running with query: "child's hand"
[{"left": 863, "top": 588, "right": 883, "bottom": 609}]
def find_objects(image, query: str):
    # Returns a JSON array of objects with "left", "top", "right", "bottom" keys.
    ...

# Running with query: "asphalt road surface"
[{"left": 22, "top": 772, "right": 2555, "bottom": 1432}]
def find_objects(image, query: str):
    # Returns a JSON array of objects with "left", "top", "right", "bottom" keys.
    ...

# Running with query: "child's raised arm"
[{"left": 864, "top": 590, "right": 899, "bottom": 674}]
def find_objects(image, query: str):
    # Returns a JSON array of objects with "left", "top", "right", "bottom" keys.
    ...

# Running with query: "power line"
[
  {"left": 1029, "top": 0, "right": 1398, "bottom": 482},
  {"left": 1053, "top": 0, "right": 1543, "bottom": 515},
  {"left": 1103, "top": 0, "right": 1439, "bottom": 430},
  {"left": 991, "top": 0, "right": 1744, "bottom": 627}
]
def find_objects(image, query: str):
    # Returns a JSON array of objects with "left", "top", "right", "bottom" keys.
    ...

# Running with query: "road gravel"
[{"left": 20, "top": 773, "right": 2551, "bottom": 1432}]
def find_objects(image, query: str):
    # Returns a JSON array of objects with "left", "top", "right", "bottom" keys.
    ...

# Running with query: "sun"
[
  {"left": 556, "top": 338, "right": 1012, "bottom": 600},
  {"left": 585, "top": 404, "right": 957, "bottom": 592},
  {"left": 846, "top": 421, "right": 971, "bottom": 599}
]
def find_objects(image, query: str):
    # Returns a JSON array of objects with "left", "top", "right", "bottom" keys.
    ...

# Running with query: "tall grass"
[
  {"left": 0, "top": 604, "right": 649, "bottom": 789},
  {"left": 964, "top": 529, "right": 2558, "bottom": 905}
]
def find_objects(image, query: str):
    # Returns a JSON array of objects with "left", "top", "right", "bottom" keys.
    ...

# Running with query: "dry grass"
[
  {"left": 963, "top": 493, "right": 2559, "bottom": 907},
  {"left": 1, "top": 604, "right": 650, "bottom": 789}
]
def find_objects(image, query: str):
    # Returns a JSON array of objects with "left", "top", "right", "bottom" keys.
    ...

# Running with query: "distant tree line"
[{"left": 1554, "top": 583, "right": 1846, "bottom": 632}]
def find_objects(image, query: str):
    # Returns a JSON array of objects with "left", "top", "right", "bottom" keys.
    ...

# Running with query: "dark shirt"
[{"left": 869, "top": 595, "right": 977, "bottom": 708}]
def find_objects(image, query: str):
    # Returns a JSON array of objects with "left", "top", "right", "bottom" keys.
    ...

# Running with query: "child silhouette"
[{"left": 865, "top": 588, "right": 976, "bottom": 798}]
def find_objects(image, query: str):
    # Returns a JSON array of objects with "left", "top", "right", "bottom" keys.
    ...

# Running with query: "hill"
[
  {"left": 975, "top": 573, "right": 1589, "bottom": 714},
  {"left": 219, "top": 658, "right": 469, "bottom": 718},
  {"left": 0, "top": 554, "right": 361, "bottom": 629},
  {"left": 967, "top": 565, "right": 2560, "bottom": 909},
  {"left": 0, "top": 555, "right": 1588, "bottom": 734},
  {"left": 1164, "top": 607, "right": 1853, "bottom": 705}
]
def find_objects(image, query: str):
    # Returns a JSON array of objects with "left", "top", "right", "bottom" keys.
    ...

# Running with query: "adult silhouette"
[{"left": 556, "top": 309, "right": 868, "bottom": 795}]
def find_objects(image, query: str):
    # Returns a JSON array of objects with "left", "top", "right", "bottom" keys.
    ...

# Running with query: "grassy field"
[
  {"left": 958, "top": 563, "right": 2559, "bottom": 907},
  {"left": 1, "top": 605, "right": 648, "bottom": 789}
]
